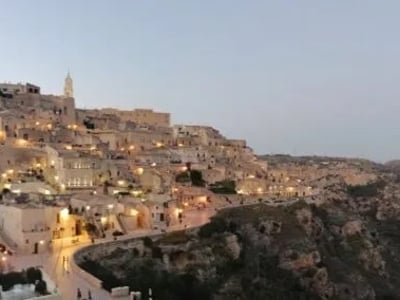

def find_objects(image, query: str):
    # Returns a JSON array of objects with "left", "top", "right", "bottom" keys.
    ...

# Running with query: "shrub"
[
  {"left": 112, "top": 230, "right": 124, "bottom": 237},
  {"left": 198, "top": 217, "right": 227, "bottom": 238},
  {"left": 79, "top": 259, "right": 120, "bottom": 291},
  {"left": 0, "top": 271, "right": 27, "bottom": 291},
  {"left": 176, "top": 172, "right": 191, "bottom": 183},
  {"left": 152, "top": 246, "right": 163, "bottom": 259},
  {"left": 35, "top": 279, "right": 47, "bottom": 295},
  {"left": 132, "top": 248, "right": 140, "bottom": 257},
  {"left": 190, "top": 170, "right": 205, "bottom": 187},
  {"left": 26, "top": 267, "right": 42, "bottom": 284},
  {"left": 142, "top": 236, "right": 153, "bottom": 248},
  {"left": 85, "top": 223, "right": 97, "bottom": 235},
  {"left": 347, "top": 180, "right": 386, "bottom": 198},
  {"left": 209, "top": 180, "right": 237, "bottom": 194}
]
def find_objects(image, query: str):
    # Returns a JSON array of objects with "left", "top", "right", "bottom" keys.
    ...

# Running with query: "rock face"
[
  {"left": 78, "top": 178, "right": 400, "bottom": 300},
  {"left": 224, "top": 234, "right": 241, "bottom": 259},
  {"left": 259, "top": 220, "right": 281, "bottom": 235},
  {"left": 342, "top": 220, "right": 363, "bottom": 237},
  {"left": 359, "top": 246, "right": 386, "bottom": 276},
  {"left": 279, "top": 250, "right": 321, "bottom": 271}
]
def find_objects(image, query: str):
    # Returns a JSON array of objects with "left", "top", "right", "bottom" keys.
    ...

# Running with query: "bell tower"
[{"left": 64, "top": 72, "right": 73, "bottom": 98}]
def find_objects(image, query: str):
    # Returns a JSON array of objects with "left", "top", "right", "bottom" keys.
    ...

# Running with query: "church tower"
[{"left": 64, "top": 72, "right": 73, "bottom": 98}]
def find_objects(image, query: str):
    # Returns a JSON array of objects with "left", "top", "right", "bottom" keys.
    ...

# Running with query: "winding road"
[
  {"left": 12, "top": 208, "right": 216, "bottom": 300},
  {"left": 11, "top": 198, "right": 297, "bottom": 299}
]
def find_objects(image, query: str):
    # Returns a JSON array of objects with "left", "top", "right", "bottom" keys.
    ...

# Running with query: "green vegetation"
[
  {"left": 209, "top": 180, "right": 237, "bottom": 194},
  {"left": 0, "top": 268, "right": 47, "bottom": 295},
  {"left": 79, "top": 198, "right": 400, "bottom": 299},
  {"left": 79, "top": 258, "right": 121, "bottom": 291},
  {"left": 158, "top": 230, "right": 190, "bottom": 245},
  {"left": 142, "top": 236, "right": 153, "bottom": 248},
  {"left": 189, "top": 170, "right": 205, "bottom": 187},
  {"left": 84, "top": 223, "right": 97, "bottom": 235},
  {"left": 175, "top": 171, "right": 190, "bottom": 183},
  {"left": 175, "top": 170, "right": 206, "bottom": 187},
  {"left": 198, "top": 217, "right": 228, "bottom": 238},
  {"left": 346, "top": 180, "right": 386, "bottom": 198}
]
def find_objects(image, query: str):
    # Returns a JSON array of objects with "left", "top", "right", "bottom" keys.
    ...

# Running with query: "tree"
[
  {"left": 35, "top": 280, "right": 47, "bottom": 295},
  {"left": 175, "top": 172, "right": 190, "bottom": 183},
  {"left": 103, "top": 180, "right": 110, "bottom": 195},
  {"left": 347, "top": 180, "right": 386, "bottom": 198},
  {"left": 198, "top": 217, "right": 228, "bottom": 238},
  {"left": 209, "top": 180, "right": 237, "bottom": 194},
  {"left": 26, "top": 267, "right": 42, "bottom": 284},
  {"left": 142, "top": 237, "right": 153, "bottom": 248},
  {"left": 190, "top": 170, "right": 205, "bottom": 187},
  {"left": 85, "top": 223, "right": 97, "bottom": 236}
]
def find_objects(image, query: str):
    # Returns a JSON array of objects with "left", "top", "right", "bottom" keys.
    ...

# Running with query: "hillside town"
[{"left": 0, "top": 75, "right": 389, "bottom": 300}]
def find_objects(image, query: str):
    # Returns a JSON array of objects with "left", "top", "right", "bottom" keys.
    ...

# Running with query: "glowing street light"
[
  {"left": 60, "top": 208, "right": 69, "bottom": 220},
  {"left": 16, "top": 139, "right": 27, "bottom": 147}
]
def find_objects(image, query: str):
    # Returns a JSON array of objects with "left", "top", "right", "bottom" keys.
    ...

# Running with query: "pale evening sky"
[{"left": 1, "top": 1, "right": 400, "bottom": 162}]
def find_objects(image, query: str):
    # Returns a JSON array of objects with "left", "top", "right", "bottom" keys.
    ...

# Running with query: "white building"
[
  {"left": 45, "top": 145, "right": 99, "bottom": 189},
  {"left": 0, "top": 201, "right": 78, "bottom": 254}
]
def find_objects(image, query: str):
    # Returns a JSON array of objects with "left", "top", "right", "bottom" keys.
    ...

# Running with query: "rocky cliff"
[{"left": 79, "top": 174, "right": 400, "bottom": 300}]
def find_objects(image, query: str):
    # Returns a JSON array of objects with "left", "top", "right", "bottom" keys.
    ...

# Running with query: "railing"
[{"left": 22, "top": 227, "right": 50, "bottom": 233}]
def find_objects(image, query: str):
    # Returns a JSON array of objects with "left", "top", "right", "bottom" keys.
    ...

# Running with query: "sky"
[{"left": 1, "top": 1, "right": 400, "bottom": 162}]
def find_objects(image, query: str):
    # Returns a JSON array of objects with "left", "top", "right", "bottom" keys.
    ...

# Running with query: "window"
[{"left": 25, "top": 239, "right": 29, "bottom": 244}]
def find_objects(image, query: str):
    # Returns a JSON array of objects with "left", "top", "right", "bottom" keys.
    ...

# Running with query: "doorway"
[
  {"left": 34, "top": 242, "right": 38, "bottom": 254},
  {"left": 75, "top": 220, "right": 82, "bottom": 236}
]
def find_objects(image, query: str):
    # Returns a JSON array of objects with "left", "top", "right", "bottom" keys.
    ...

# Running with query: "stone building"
[
  {"left": 45, "top": 145, "right": 100, "bottom": 190},
  {"left": 0, "top": 200, "right": 77, "bottom": 254}
]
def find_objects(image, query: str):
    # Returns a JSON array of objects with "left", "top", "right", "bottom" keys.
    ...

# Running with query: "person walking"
[
  {"left": 77, "top": 288, "right": 82, "bottom": 299},
  {"left": 88, "top": 289, "right": 92, "bottom": 300}
]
